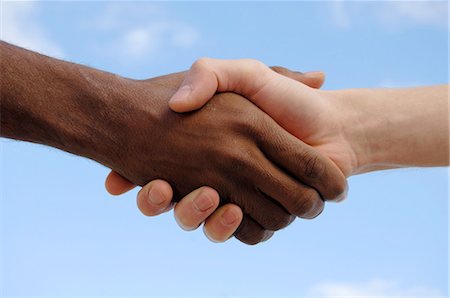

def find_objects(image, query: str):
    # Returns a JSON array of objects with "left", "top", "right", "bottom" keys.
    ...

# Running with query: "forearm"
[
  {"left": 0, "top": 41, "right": 135, "bottom": 167},
  {"left": 331, "top": 85, "right": 449, "bottom": 174}
]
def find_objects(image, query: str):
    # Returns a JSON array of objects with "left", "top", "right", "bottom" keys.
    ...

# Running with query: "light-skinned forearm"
[{"left": 329, "top": 85, "right": 449, "bottom": 174}]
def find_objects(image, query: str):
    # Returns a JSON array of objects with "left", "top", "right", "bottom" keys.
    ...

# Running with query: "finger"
[
  {"left": 203, "top": 204, "right": 243, "bottom": 243},
  {"left": 223, "top": 187, "right": 295, "bottom": 231},
  {"left": 169, "top": 58, "right": 275, "bottom": 112},
  {"left": 258, "top": 171, "right": 325, "bottom": 220},
  {"left": 247, "top": 148, "right": 324, "bottom": 219},
  {"left": 233, "top": 215, "right": 274, "bottom": 245},
  {"left": 174, "top": 186, "right": 220, "bottom": 231},
  {"left": 137, "top": 179, "right": 174, "bottom": 216},
  {"left": 270, "top": 66, "right": 326, "bottom": 89},
  {"left": 259, "top": 121, "right": 348, "bottom": 202},
  {"left": 105, "top": 170, "right": 136, "bottom": 195}
]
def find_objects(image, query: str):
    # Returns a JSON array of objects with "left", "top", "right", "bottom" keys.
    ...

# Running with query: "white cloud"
[
  {"left": 87, "top": 3, "right": 164, "bottom": 31},
  {"left": 329, "top": 1, "right": 351, "bottom": 29},
  {"left": 307, "top": 279, "right": 445, "bottom": 297},
  {"left": 118, "top": 22, "right": 199, "bottom": 58},
  {"left": 1, "top": 2, "right": 64, "bottom": 57},
  {"left": 328, "top": 2, "right": 448, "bottom": 31},
  {"left": 171, "top": 25, "right": 199, "bottom": 48},
  {"left": 121, "top": 25, "right": 163, "bottom": 57},
  {"left": 86, "top": 3, "right": 199, "bottom": 61},
  {"left": 378, "top": 2, "right": 448, "bottom": 29}
]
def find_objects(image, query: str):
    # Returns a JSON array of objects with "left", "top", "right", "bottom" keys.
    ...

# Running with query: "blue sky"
[{"left": 0, "top": 1, "right": 448, "bottom": 297}]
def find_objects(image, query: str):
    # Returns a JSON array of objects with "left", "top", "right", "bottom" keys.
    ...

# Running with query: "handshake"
[
  {"left": 103, "top": 59, "right": 352, "bottom": 245},
  {"left": 2, "top": 42, "right": 446, "bottom": 245}
]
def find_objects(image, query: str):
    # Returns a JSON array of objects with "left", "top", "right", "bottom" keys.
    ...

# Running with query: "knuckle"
[
  {"left": 254, "top": 209, "right": 287, "bottom": 231},
  {"left": 248, "top": 195, "right": 294, "bottom": 231},
  {"left": 329, "top": 178, "right": 349, "bottom": 202},
  {"left": 234, "top": 220, "right": 268, "bottom": 245},
  {"left": 301, "top": 151, "right": 325, "bottom": 180},
  {"left": 262, "top": 230, "right": 274, "bottom": 242},
  {"left": 192, "top": 57, "right": 212, "bottom": 71},
  {"left": 303, "top": 199, "right": 325, "bottom": 219},
  {"left": 244, "top": 59, "right": 266, "bottom": 70},
  {"left": 236, "top": 233, "right": 264, "bottom": 245},
  {"left": 265, "top": 214, "right": 295, "bottom": 231},
  {"left": 241, "top": 59, "right": 271, "bottom": 85},
  {"left": 291, "top": 189, "right": 319, "bottom": 217}
]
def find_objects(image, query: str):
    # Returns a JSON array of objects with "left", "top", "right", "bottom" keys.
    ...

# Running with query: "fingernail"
[
  {"left": 148, "top": 187, "right": 166, "bottom": 206},
  {"left": 193, "top": 191, "right": 214, "bottom": 212},
  {"left": 169, "top": 84, "right": 192, "bottom": 104},
  {"left": 221, "top": 209, "right": 238, "bottom": 226}
]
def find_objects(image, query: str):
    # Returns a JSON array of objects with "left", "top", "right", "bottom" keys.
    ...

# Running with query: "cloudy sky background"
[{"left": 1, "top": 1, "right": 448, "bottom": 297}]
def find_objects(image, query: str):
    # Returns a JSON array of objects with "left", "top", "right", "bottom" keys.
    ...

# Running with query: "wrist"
[
  {"left": 68, "top": 72, "right": 163, "bottom": 170},
  {"left": 324, "top": 88, "right": 385, "bottom": 175},
  {"left": 325, "top": 86, "right": 448, "bottom": 175},
  {"left": 46, "top": 66, "right": 157, "bottom": 170}
]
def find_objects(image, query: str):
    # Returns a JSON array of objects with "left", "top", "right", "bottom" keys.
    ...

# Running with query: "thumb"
[
  {"left": 169, "top": 58, "right": 274, "bottom": 113},
  {"left": 168, "top": 59, "right": 220, "bottom": 113}
]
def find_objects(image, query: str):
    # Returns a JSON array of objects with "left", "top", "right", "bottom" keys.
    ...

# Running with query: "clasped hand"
[{"left": 105, "top": 60, "right": 349, "bottom": 245}]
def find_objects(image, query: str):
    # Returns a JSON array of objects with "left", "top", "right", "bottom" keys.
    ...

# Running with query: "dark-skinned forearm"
[{"left": 0, "top": 41, "right": 148, "bottom": 169}]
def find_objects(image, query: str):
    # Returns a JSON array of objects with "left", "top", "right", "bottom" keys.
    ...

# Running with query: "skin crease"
[
  {"left": 1, "top": 42, "right": 347, "bottom": 245},
  {"left": 106, "top": 69, "right": 331, "bottom": 243},
  {"left": 108, "top": 58, "right": 449, "bottom": 243}
]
